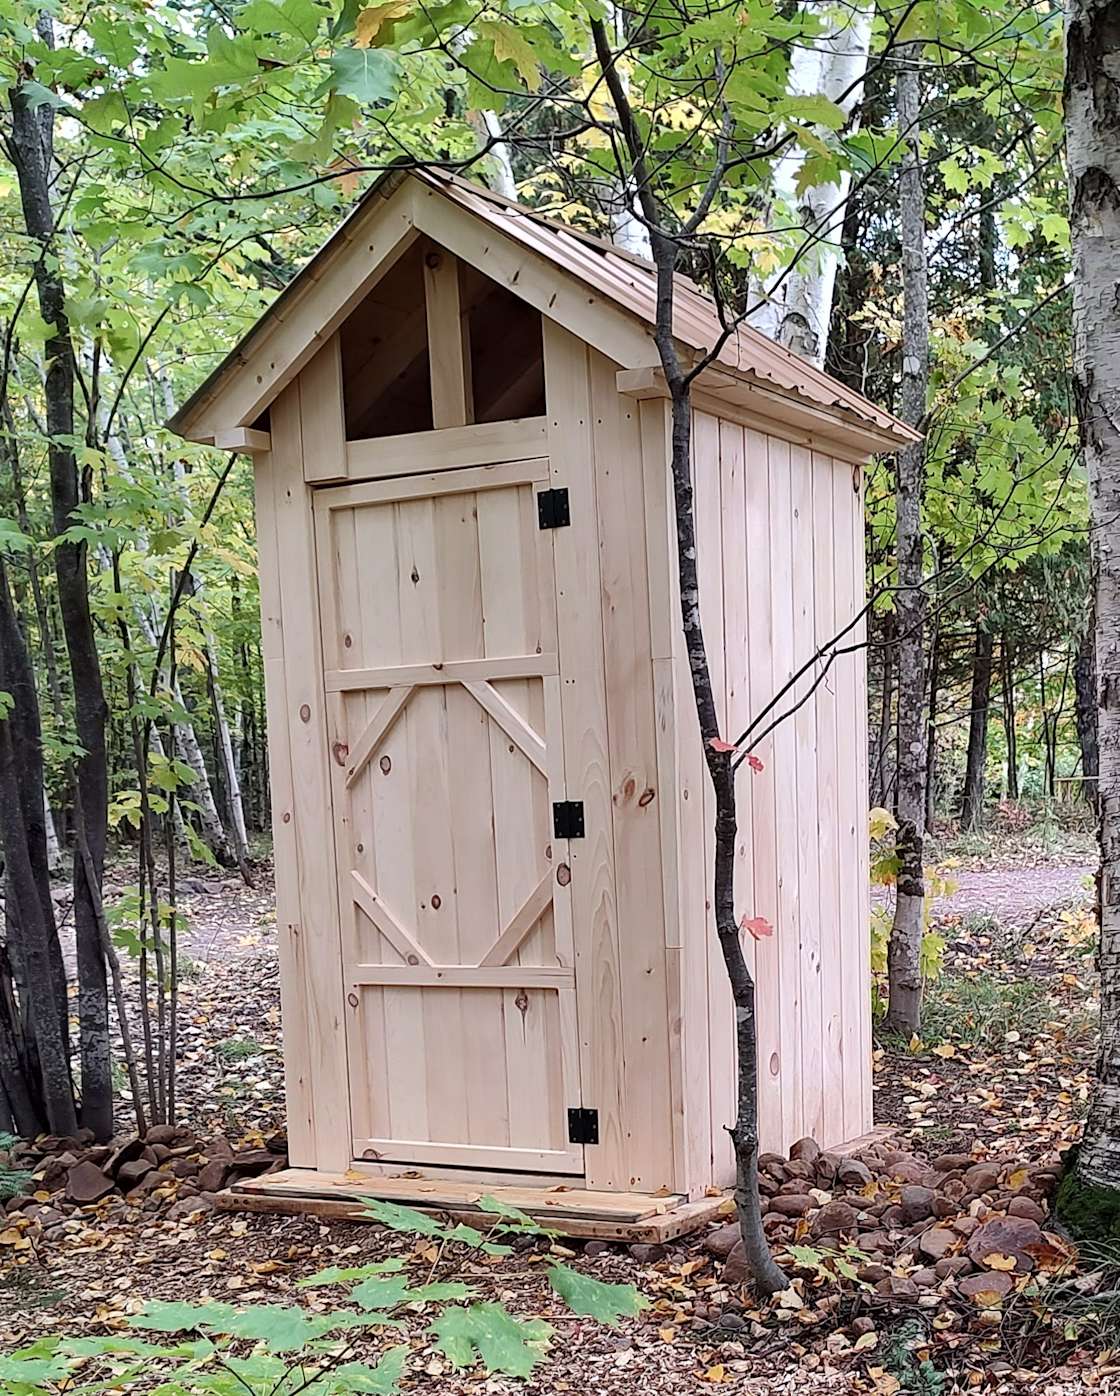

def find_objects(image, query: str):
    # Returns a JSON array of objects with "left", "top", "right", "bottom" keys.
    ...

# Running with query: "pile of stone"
[
  {"left": 2, "top": 1125, "right": 287, "bottom": 1241},
  {"left": 702, "top": 1135, "right": 1064, "bottom": 1303}
]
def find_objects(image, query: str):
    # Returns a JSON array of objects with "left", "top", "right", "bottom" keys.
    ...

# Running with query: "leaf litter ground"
[{"left": 2, "top": 842, "right": 1117, "bottom": 1395}]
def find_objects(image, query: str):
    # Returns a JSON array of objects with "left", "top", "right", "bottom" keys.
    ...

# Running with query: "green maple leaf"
[
  {"left": 546, "top": 1264, "right": 648, "bottom": 1325},
  {"left": 327, "top": 1348, "right": 409, "bottom": 1393},
  {"left": 430, "top": 1303, "right": 552, "bottom": 1377},
  {"left": 328, "top": 47, "right": 399, "bottom": 103},
  {"left": 299, "top": 1259, "right": 405, "bottom": 1287},
  {"left": 221, "top": 1304, "right": 338, "bottom": 1351},
  {"left": 128, "top": 1300, "right": 238, "bottom": 1333}
]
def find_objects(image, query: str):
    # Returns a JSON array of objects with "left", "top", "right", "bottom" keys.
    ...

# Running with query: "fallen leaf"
[{"left": 741, "top": 915, "right": 773, "bottom": 940}]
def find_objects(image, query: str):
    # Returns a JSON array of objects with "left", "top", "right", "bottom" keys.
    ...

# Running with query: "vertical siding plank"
[
  {"left": 812, "top": 454, "right": 844, "bottom": 1146},
  {"left": 743, "top": 429, "right": 785, "bottom": 1152},
  {"left": 424, "top": 249, "right": 469, "bottom": 428},
  {"left": 268, "top": 382, "right": 351, "bottom": 1170},
  {"left": 767, "top": 436, "right": 803, "bottom": 1147},
  {"left": 254, "top": 450, "right": 316, "bottom": 1167},
  {"left": 299, "top": 334, "right": 347, "bottom": 483},
  {"left": 543, "top": 321, "right": 625, "bottom": 1188},
  {"left": 589, "top": 352, "right": 674, "bottom": 1190}
]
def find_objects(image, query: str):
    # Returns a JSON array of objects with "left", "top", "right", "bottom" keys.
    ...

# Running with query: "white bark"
[
  {"left": 751, "top": 0, "right": 873, "bottom": 365},
  {"left": 43, "top": 788, "right": 63, "bottom": 876},
  {"left": 1067, "top": 0, "right": 1120, "bottom": 1189},
  {"left": 479, "top": 110, "right": 516, "bottom": 200}
]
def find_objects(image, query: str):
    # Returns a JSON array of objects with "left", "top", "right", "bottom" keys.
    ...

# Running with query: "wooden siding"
[{"left": 660, "top": 407, "right": 872, "bottom": 1182}]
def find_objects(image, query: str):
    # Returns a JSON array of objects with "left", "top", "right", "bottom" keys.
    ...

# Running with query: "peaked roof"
[{"left": 169, "top": 167, "right": 917, "bottom": 453}]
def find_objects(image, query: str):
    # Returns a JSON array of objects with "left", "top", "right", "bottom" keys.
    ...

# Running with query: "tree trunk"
[
  {"left": 1066, "top": 0, "right": 1120, "bottom": 1195},
  {"left": 751, "top": 0, "right": 874, "bottom": 365},
  {"left": 1075, "top": 620, "right": 1099, "bottom": 807},
  {"left": 960, "top": 628, "right": 994, "bottom": 831},
  {"left": 9, "top": 52, "right": 112, "bottom": 1140},
  {"left": 872, "top": 614, "right": 895, "bottom": 806},
  {"left": 1002, "top": 635, "right": 1019, "bottom": 798},
  {"left": 885, "top": 43, "right": 929, "bottom": 1037},
  {"left": 924, "top": 616, "right": 940, "bottom": 833}
]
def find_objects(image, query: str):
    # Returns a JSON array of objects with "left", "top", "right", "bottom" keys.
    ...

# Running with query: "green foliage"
[{"left": 0, "top": 1205, "right": 648, "bottom": 1391}]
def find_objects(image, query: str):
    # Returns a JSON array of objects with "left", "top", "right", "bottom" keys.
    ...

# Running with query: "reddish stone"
[
  {"left": 889, "top": 1160, "right": 927, "bottom": 1184},
  {"left": 964, "top": 1163, "right": 1000, "bottom": 1194},
  {"left": 958, "top": 1270, "right": 1013, "bottom": 1302},
  {"left": 789, "top": 1137, "right": 820, "bottom": 1165},
  {"left": 1007, "top": 1196, "right": 1045, "bottom": 1223},
  {"left": 917, "top": 1227, "right": 956, "bottom": 1261},
  {"left": 875, "top": 1274, "right": 919, "bottom": 1299},
  {"left": 116, "top": 1159, "right": 154, "bottom": 1189},
  {"left": 65, "top": 1160, "right": 114, "bottom": 1205},
  {"left": 769, "top": 1193, "right": 814, "bottom": 1217},
  {"left": 703, "top": 1223, "right": 742, "bottom": 1259},
  {"left": 966, "top": 1215, "right": 1044, "bottom": 1273},
  {"left": 197, "top": 1160, "right": 229, "bottom": 1193},
  {"left": 811, "top": 1201, "right": 857, "bottom": 1238},
  {"left": 837, "top": 1157, "right": 873, "bottom": 1187},
  {"left": 932, "top": 1154, "right": 974, "bottom": 1172},
  {"left": 900, "top": 1186, "right": 936, "bottom": 1223},
  {"left": 935, "top": 1255, "right": 974, "bottom": 1279}
]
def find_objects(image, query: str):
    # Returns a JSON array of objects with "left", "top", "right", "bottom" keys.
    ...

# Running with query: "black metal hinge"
[
  {"left": 537, "top": 487, "right": 571, "bottom": 530},
  {"left": 552, "top": 800, "right": 584, "bottom": 839},
  {"left": 567, "top": 1107, "right": 599, "bottom": 1145}
]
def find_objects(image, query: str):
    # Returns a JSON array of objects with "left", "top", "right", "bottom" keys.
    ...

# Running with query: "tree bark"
[
  {"left": 1066, "top": 0, "right": 1120, "bottom": 1192},
  {"left": 8, "top": 55, "right": 112, "bottom": 1140},
  {"left": 885, "top": 42, "right": 929, "bottom": 1037},
  {"left": 924, "top": 615, "right": 940, "bottom": 832},
  {"left": 1076, "top": 619, "right": 1099, "bottom": 807},
  {"left": 872, "top": 613, "right": 895, "bottom": 806},
  {"left": 1002, "top": 634, "right": 1019, "bottom": 798},
  {"left": 960, "top": 628, "right": 994, "bottom": 831}
]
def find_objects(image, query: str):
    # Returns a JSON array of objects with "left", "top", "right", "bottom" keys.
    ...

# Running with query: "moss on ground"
[{"left": 1055, "top": 1148, "right": 1120, "bottom": 1242}]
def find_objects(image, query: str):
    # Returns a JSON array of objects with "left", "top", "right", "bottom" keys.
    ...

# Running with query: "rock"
[
  {"left": 851, "top": 1316, "right": 876, "bottom": 1336},
  {"left": 932, "top": 1196, "right": 957, "bottom": 1219},
  {"left": 227, "top": 1148, "right": 276, "bottom": 1176},
  {"left": 966, "top": 1215, "right": 1043, "bottom": 1272},
  {"left": 911, "top": 1268, "right": 939, "bottom": 1289},
  {"left": 171, "top": 1159, "right": 200, "bottom": 1179},
  {"left": 1007, "top": 1196, "right": 1045, "bottom": 1223},
  {"left": 880, "top": 1204, "right": 906, "bottom": 1228},
  {"left": 900, "top": 1186, "right": 936, "bottom": 1224},
  {"left": 23, "top": 1204, "right": 64, "bottom": 1227},
  {"left": 875, "top": 1275, "right": 919, "bottom": 1299},
  {"left": 1030, "top": 1168, "right": 1060, "bottom": 1196},
  {"left": 758, "top": 1153, "right": 788, "bottom": 1180},
  {"left": 583, "top": 1240, "right": 611, "bottom": 1258},
  {"left": 932, "top": 1154, "right": 974, "bottom": 1172},
  {"left": 197, "top": 1160, "right": 229, "bottom": 1193},
  {"left": 105, "top": 1137, "right": 146, "bottom": 1178},
  {"left": 857, "top": 1263, "right": 891, "bottom": 1284},
  {"left": 167, "top": 1196, "right": 211, "bottom": 1220},
  {"left": 145, "top": 1125, "right": 181, "bottom": 1146},
  {"left": 815, "top": 1152, "right": 840, "bottom": 1185},
  {"left": 935, "top": 1256, "right": 974, "bottom": 1279},
  {"left": 836, "top": 1156, "right": 873, "bottom": 1187},
  {"left": 116, "top": 1159, "right": 154, "bottom": 1189},
  {"left": 768, "top": 1194, "right": 814, "bottom": 1217},
  {"left": 964, "top": 1163, "right": 1000, "bottom": 1194},
  {"left": 785, "top": 1160, "right": 814, "bottom": 1181},
  {"left": 718, "top": 1312, "right": 746, "bottom": 1331},
  {"left": 811, "top": 1201, "right": 857, "bottom": 1238},
  {"left": 917, "top": 1227, "right": 957, "bottom": 1261},
  {"left": 958, "top": 1270, "right": 1014, "bottom": 1302},
  {"left": 723, "top": 1240, "right": 747, "bottom": 1286},
  {"left": 629, "top": 1243, "right": 665, "bottom": 1263},
  {"left": 953, "top": 1216, "right": 979, "bottom": 1237},
  {"left": 789, "top": 1137, "right": 820, "bottom": 1165},
  {"left": 35, "top": 1158, "right": 68, "bottom": 1192},
  {"left": 65, "top": 1160, "right": 114, "bottom": 1205},
  {"left": 858, "top": 1229, "right": 891, "bottom": 1253},
  {"left": 889, "top": 1160, "right": 927, "bottom": 1184}
]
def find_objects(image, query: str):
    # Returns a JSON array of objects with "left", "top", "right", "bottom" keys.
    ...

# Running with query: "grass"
[
  {"left": 216, "top": 1035, "right": 265, "bottom": 1061},
  {"left": 920, "top": 972, "right": 1053, "bottom": 1047}
]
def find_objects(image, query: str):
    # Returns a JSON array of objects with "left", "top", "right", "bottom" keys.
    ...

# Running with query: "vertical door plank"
[
  {"left": 589, "top": 351, "right": 674, "bottom": 1191},
  {"left": 268, "top": 382, "right": 351, "bottom": 1170},
  {"left": 543, "top": 321, "right": 624, "bottom": 1188}
]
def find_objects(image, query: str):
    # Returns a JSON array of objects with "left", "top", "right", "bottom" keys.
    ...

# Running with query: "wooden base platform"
[{"left": 218, "top": 1169, "right": 731, "bottom": 1243}]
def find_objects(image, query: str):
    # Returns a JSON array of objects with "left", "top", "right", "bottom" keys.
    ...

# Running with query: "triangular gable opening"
[{"left": 339, "top": 234, "right": 545, "bottom": 442}]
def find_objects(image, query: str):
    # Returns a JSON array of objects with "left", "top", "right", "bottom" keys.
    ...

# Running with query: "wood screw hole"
[
  {"left": 379, "top": 755, "right": 392, "bottom": 774},
  {"left": 431, "top": 893, "right": 441, "bottom": 910},
  {"left": 348, "top": 993, "right": 359, "bottom": 1008},
  {"left": 638, "top": 787, "right": 655, "bottom": 807},
  {"left": 407, "top": 954, "right": 419, "bottom": 966},
  {"left": 299, "top": 703, "right": 311, "bottom": 723}
]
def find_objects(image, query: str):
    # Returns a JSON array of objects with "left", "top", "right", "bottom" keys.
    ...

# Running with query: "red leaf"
[
  {"left": 746, "top": 753, "right": 764, "bottom": 773},
  {"left": 708, "top": 737, "right": 737, "bottom": 753},
  {"left": 740, "top": 914, "right": 774, "bottom": 940}
]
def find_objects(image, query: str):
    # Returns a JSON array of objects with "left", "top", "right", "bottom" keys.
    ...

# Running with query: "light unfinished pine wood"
[
  {"left": 216, "top": 426, "right": 272, "bottom": 453},
  {"left": 253, "top": 455, "right": 315, "bottom": 1167},
  {"left": 588, "top": 350, "right": 675, "bottom": 1192},
  {"left": 463, "top": 681, "right": 548, "bottom": 774},
  {"left": 328, "top": 453, "right": 548, "bottom": 505},
  {"left": 299, "top": 334, "right": 347, "bottom": 482},
  {"left": 423, "top": 249, "right": 469, "bottom": 428},
  {"left": 479, "top": 872, "right": 554, "bottom": 966},
  {"left": 543, "top": 322, "right": 626, "bottom": 1190},
  {"left": 344, "top": 686, "right": 413, "bottom": 787},
  {"left": 324, "top": 654, "right": 557, "bottom": 693},
  {"left": 268, "top": 382, "right": 352, "bottom": 1171},
  {"left": 345, "top": 419, "right": 547, "bottom": 481}
]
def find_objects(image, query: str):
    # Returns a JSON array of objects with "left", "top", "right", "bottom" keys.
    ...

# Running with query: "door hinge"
[
  {"left": 567, "top": 1107, "right": 599, "bottom": 1145},
  {"left": 537, "top": 487, "right": 571, "bottom": 530},
  {"left": 552, "top": 800, "right": 585, "bottom": 839}
]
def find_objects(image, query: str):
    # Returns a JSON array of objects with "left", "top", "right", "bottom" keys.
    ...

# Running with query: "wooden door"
[{"left": 313, "top": 458, "right": 583, "bottom": 1174}]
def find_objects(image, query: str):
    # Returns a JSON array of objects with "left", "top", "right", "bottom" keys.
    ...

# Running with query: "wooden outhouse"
[{"left": 170, "top": 170, "right": 916, "bottom": 1222}]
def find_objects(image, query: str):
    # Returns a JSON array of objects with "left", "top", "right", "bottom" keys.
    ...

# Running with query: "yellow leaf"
[
  {"left": 854, "top": 1331, "right": 878, "bottom": 1352},
  {"left": 703, "top": 1365, "right": 727, "bottom": 1383},
  {"left": 984, "top": 1253, "right": 1017, "bottom": 1271},
  {"left": 208, "top": 1248, "right": 228, "bottom": 1262},
  {"left": 477, "top": 19, "right": 540, "bottom": 91},
  {"left": 0, "top": 1228, "right": 23, "bottom": 1244},
  {"left": 658, "top": 1327, "right": 677, "bottom": 1343},
  {"left": 931, "top": 1042, "right": 956, "bottom": 1058},
  {"left": 1007, "top": 1168, "right": 1030, "bottom": 1191},
  {"left": 355, "top": 0, "right": 410, "bottom": 45}
]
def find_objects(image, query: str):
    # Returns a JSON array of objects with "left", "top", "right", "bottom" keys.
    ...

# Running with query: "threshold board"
[{"left": 220, "top": 1169, "right": 730, "bottom": 1242}]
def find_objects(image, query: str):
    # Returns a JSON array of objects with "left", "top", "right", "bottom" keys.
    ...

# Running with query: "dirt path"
[{"left": 935, "top": 861, "right": 1094, "bottom": 927}]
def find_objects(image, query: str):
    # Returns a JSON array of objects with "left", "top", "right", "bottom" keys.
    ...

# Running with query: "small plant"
[
  {"left": 0, "top": 1197, "right": 647, "bottom": 1391},
  {"left": 217, "top": 1036, "right": 265, "bottom": 1061},
  {"left": 920, "top": 974, "right": 1051, "bottom": 1047},
  {"left": 879, "top": 1317, "right": 946, "bottom": 1395}
]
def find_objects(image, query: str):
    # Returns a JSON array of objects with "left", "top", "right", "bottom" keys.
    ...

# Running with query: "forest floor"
[{"left": 4, "top": 821, "right": 1116, "bottom": 1394}]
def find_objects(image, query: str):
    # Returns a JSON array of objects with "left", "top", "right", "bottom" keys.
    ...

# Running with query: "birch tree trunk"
[
  {"left": 1075, "top": 621, "right": 1099, "bottom": 807},
  {"left": 751, "top": 0, "right": 874, "bottom": 365},
  {"left": 885, "top": 42, "right": 929, "bottom": 1036},
  {"left": 1066, "top": 0, "right": 1120, "bottom": 1196},
  {"left": 960, "top": 628, "right": 994, "bottom": 831}
]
